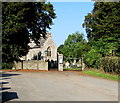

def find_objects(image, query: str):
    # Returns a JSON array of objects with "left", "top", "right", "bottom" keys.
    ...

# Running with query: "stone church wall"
[
  {"left": 20, "top": 33, "right": 57, "bottom": 61},
  {"left": 14, "top": 60, "right": 48, "bottom": 70},
  {"left": 42, "top": 36, "right": 57, "bottom": 61}
]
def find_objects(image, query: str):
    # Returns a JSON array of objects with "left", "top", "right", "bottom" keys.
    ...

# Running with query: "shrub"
[
  {"left": 100, "top": 56, "right": 120, "bottom": 74},
  {"left": 84, "top": 48, "right": 101, "bottom": 68},
  {"left": 2, "top": 62, "right": 13, "bottom": 69}
]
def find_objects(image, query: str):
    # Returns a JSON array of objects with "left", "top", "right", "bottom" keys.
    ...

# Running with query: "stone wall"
[{"left": 14, "top": 60, "right": 48, "bottom": 71}]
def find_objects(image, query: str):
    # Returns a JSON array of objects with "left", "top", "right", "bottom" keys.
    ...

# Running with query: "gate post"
[
  {"left": 58, "top": 54, "right": 63, "bottom": 71},
  {"left": 81, "top": 57, "right": 85, "bottom": 71}
]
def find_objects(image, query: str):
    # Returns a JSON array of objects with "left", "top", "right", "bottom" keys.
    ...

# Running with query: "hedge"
[
  {"left": 99, "top": 56, "right": 120, "bottom": 74},
  {"left": 2, "top": 62, "right": 13, "bottom": 69}
]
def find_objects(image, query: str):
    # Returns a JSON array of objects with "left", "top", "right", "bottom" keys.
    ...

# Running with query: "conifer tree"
[{"left": 83, "top": 2, "right": 120, "bottom": 56}]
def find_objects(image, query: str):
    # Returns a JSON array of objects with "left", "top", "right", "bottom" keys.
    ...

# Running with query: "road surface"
[{"left": 1, "top": 71, "right": 118, "bottom": 102}]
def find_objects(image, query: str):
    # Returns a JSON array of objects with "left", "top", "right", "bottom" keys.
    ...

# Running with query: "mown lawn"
[
  {"left": 83, "top": 70, "right": 120, "bottom": 81},
  {"left": 64, "top": 68, "right": 82, "bottom": 71}
]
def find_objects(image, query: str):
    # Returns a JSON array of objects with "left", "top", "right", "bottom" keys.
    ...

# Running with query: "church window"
[{"left": 47, "top": 47, "right": 51, "bottom": 56}]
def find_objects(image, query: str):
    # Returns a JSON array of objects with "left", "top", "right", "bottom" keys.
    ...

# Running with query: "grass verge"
[
  {"left": 83, "top": 70, "right": 120, "bottom": 81},
  {"left": 64, "top": 68, "right": 82, "bottom": 71}
]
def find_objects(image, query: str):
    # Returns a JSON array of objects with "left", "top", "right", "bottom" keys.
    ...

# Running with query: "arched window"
[{"left": 47, "top": 47, "right": 51, "bottom": 56}]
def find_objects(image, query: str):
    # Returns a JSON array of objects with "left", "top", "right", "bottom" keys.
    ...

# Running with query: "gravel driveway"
[{"left": 1, "top": 71, "right": 118, "bottom": 102}]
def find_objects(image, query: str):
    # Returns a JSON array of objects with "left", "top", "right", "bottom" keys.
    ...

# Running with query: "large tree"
[
  {"left": 2, "top": 2, "right": 56, "bottom": 63},
  {"left": 83, "top": 2, "right": 120, "bottom": 56},
  {"left": 57, "top": 32, "right": 89, "bottom": 61}
]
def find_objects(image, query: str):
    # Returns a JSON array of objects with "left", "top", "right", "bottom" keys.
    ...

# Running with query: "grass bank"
[{"left": 83, "top": 70, "right": 120, "bottom": 81}]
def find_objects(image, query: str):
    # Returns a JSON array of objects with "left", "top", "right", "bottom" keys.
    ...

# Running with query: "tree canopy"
[
  {"left": 2, "top": 2, "right": 56, "bottom": 63},
  {"left": 57, "top": 32, "right": 89, "bottom": 61},
  {"left": 83, "top": 2, "right": 120, "bottom": 56},
  {"left": 58, "top": 2, "right": 120, "bottom": 70}
]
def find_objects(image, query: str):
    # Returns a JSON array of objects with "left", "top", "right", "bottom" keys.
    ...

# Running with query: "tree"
[
  {"left": 57, "top": 44, "right": 64, "bottom": 54},
  {"left": 2, "top": 2, "right": 56, "bottom": 63},
  {"left": 83, "top": 46, "right": 101, "bottom": 68},
  {"left": 57, "top": 32, "right": 89, "bottom": 61},
  {"left": 83, "top": 2, "right": 120, "bottom": 56}
]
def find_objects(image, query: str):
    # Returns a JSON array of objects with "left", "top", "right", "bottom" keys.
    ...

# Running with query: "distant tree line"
[{"left": 58, "top": 2, "right": 120, "bottom": 74}]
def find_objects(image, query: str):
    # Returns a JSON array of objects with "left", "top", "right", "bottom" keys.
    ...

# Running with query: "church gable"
[{"left": 20, "top": 33, "right": 57, "bottom": 61}]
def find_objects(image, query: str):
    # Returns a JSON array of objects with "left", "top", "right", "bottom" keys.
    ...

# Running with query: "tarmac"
[{"left": 1, "top": 70, "right": 118, "bottom": 102}]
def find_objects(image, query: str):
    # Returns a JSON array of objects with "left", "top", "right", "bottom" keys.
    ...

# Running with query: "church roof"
[{"left": 29, "top": 33, "right": 52, "bottom": 49}]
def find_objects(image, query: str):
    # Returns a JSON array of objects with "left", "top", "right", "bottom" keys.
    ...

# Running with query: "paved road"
[{"left": 1, "top": 71, "right": 118, "bottom": 102}]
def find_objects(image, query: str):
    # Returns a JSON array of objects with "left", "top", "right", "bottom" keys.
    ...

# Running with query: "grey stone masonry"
[
  {"left": 58, "top": 54, "right": 63, "bottom": 71},
  {"left": 14, "top": 60, "right": 48, "bottom": 71},
  {"left": 20, "top": 33, "right": 57, "bottom": 61}
]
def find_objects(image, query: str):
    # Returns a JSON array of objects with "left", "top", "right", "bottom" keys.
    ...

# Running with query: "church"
[{"left": 20, "top": 33, "right": 57, "bottom": 61}]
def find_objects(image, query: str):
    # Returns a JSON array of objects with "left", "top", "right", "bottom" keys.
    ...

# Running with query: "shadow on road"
[
  {"left": 1, "top": 72, "right": 20, "bottom": 102},
  {"left": 0, "top": 82, "right": 9, "bottom": 84},
  {"left": 2, "top": 78, "right": 11, "bottom": 80},
  {"left": 1, "top": 87, "right": 11, "bottom": 91},
  {"left": 1, "top": 73, "right": 21, "bottom": 77},
  {"left": 2, "top": 91, "right": 18, "bottom": 103}
]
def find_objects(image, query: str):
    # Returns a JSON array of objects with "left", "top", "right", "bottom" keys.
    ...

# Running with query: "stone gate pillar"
[
  {"left": 58, "top": 54, "right": 63, "bottom": 71},
  {"left": 81, "top": 57, "right": 85, "bottom": 71}
]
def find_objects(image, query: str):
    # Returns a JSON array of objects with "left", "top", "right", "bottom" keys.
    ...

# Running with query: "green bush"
[
  {"left": 84, "top": 48, "right": 101, "bottom": 68},
  {"left": 2, "top": 62, "right": 13, "bottom": 69},
  {"left": 100, "top": 57, "right": 120, "bottom": 74}
]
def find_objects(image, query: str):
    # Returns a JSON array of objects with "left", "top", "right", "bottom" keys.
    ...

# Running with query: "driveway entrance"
[{"left": 48, "top": 60, "right": 58, "bottom": 71}]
